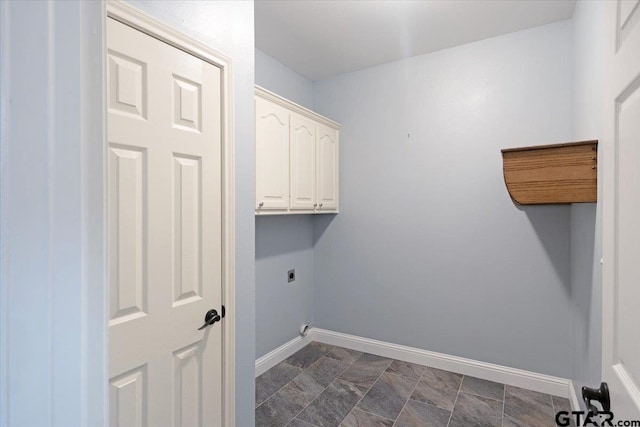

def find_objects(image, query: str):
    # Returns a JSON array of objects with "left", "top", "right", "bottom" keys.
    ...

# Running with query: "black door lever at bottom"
[
  {"left": 198, "top": 309, "right": 221, "bottom": 330},
  {"left": 582, "top": 382, "right": 610, "bottom": 414}
]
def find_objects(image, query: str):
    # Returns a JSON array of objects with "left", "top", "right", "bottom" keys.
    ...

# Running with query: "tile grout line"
[
  {"left": 549, "top": 393, "right": 556, "bottom": 425},
  {"left": 460, "top": 390, "right": 505, "bottom": 403},
  {"left": 501, "top": 383, "right": 506, "bottom": 427},
  {"left": 335, "top": 357, "right": 393, "bottom": 425},
  {"left": 335, "top": 356, "right": 394, "bottom": 426},
  {"left": 283, "top": 347, "right": 350, "bottom": 427},
  {"left": 456, "top": 376, "right": 507, "bottom": 402},
  {"left": 288, "top": 350, "right": 366, "bottom": 426},
  {"left": 391, "top": 366, "right": 428, "bottom": 426},
  {"left": 285, "top": 417, "right": 316, "bottom": 427},
  {"left": 446, "top": 374, "right": 465, "bottom": 427},
  {"left": 354, "top": 407, "right": 395, "bottom": 424},
  {"left": 255, "top": 362, "right": 304, "bottom": 409},
  {"left": 255, "top": 362, "right": 305, "bottom": 410},
  {"left": 280, "top": 344, "right": 351, "bottom": 426},
  {"left": 256, "top": 343, "right": 333, "bottom": 411}
]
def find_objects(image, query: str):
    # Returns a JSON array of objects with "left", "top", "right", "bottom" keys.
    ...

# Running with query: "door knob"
[
  {"left": 582, "top": 382, "right": 610, "bottom": 414},
  {"left": 198, "top": 309, "right": 221, "bottom": 330},
  {"left": 258, "top": 202, "right": 264, "bottom": 207}
]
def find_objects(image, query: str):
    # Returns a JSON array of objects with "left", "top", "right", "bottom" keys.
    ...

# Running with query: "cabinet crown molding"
[{"left": 255, "top": 85, "right": 341, "bottom": 130}]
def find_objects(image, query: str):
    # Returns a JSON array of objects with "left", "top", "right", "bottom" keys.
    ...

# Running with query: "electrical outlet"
[{"left": 288, "top": 269, "right": 295, "bottom": 283}]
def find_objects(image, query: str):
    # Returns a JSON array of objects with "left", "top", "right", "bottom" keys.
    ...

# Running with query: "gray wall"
[
  {"left": 254, "top": 49, "right": 317, "bottom": 358},
  {"left": 570, "top": 0, "right": 606, "bottom": 403},
  {"left": 1, "top": 2, "right": 107, "bottom": 424},
  {"left": 256, "top": 216, "right": 315, "bottom": 358},
  {"left": 312, "top": 21, "right": 574, "bottom": 377},
  {"left": 125, "top": 2, "right": 256, "bottom": 425},
  {"left": 256, "top": 48, "right": 314, "bottom": 109}
]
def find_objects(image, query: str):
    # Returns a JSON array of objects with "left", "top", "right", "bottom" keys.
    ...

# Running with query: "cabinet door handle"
[
  {"left": 319, "top": 203, "right": 323, "bottom": 207},
  {"left": 258, "top": 202, "right": 264, "bottom": 207},
  {"left": 313, "top": 203, "right": 317, "bottom": 207}
]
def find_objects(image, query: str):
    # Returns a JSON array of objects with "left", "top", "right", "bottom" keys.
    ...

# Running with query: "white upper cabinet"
[
  {"left": 316, "top": 123, "right": 338, "bottom": 211},
  {"left": 290, "top": 113, "right": 316, "bottom": 211},
  {"left": 255, "top": 86, "right": 340, "bottom": 215},
  {"left": 255, "top": 96, "right": 290, "bottom": 210}
]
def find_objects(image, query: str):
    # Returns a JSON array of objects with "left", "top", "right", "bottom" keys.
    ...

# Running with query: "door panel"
[
  {"left": 109, "top": 366, "right": 147, "bottom": 427},
  {"left": 603, "top": 0, "right": 640, "bottom": 420},
  {"left": 173, "top": 343, "right": 203, "bottom": 427},
  {"left": 172, "top": 155, "right": 203, "bottom": 306},
  {"left": 172, "top": 76, "right": 202, "bottom": 133},
  {"left": 316, "top": 124, "right": 339, "bottom": 211},
  {"left": 109, "top": 146, "right": 147, "bottom": 325},
  {"left": 256, "top": 97, "right": 290, "bottom": 210},
  {"left": 108, "top": 17, "right": 222, "bottom": 427},
  {"left": 290, "top": 113, "right": 316, "bottom": 210},
  {"left": 618, "top": 0, "right": 640, "bottom": 48},
  {"left": 108, "top": 51, "right": 147, "bottom": 120}
]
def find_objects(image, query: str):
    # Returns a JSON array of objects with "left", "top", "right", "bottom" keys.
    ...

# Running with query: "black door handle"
[
  {"left": 198, "top": 309, "right": 221, "bottom": 330},
  {"left": 582, "top": 382, "right": 610, "bottom": 414}
]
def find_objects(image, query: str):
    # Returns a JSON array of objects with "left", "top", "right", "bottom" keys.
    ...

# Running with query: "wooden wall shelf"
[{"left": 501, "top": 140, "right": 598, "bottom": 205}]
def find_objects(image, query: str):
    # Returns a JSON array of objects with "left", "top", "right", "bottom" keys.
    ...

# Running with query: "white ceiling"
[{"left": 255, "top": 0, "right": 576, "bottom": 80}]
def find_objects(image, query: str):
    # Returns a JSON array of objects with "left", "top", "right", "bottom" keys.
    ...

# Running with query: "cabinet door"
[
  {"left": 316, "top": 123, "right": 339, "bottom": 211},
  {"left": 290, "top": 113, "right": 316, "bottom": 211},
  {"left": 255, "top": 97, "right": 289, "bottom": 210}
]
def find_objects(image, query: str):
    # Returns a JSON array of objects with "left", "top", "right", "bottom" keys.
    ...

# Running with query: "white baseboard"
[
  {"left": 313, "top": 328, "right": 572, "bottom": 398},
  {"left": 255, "top": 327, "right": 573, "bottom": 401},
  {"left": 568, "top": 380, "right": 582, "bottom": 411},
  {"left": 255, "top": 333, "right": 313, "bottom": 377}
]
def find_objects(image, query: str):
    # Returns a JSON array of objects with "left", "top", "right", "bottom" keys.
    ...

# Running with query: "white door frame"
[{"left": 106, "top": 1, "right": 237, "bottom": 425}]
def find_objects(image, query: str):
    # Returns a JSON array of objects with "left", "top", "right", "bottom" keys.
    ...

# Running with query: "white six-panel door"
[
  {"left": 107, "top": 17, "right": 223, "bottom": 427},
  {"left": 256, "top": 97, "right": 290, "bottom": 210},
  {"left": 316, "top": 123, "right": 339, "bottom": 211},
  {"left": 603, "top": 0, "right": 640, "bottom": 420},
  {"left": 290, "top": 113, "right": 316, "bottom": 211}
]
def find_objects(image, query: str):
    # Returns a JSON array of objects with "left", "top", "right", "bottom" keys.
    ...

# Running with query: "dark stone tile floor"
[{"left": 255, "top": 342, "right": 570, "bottom": 427}]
